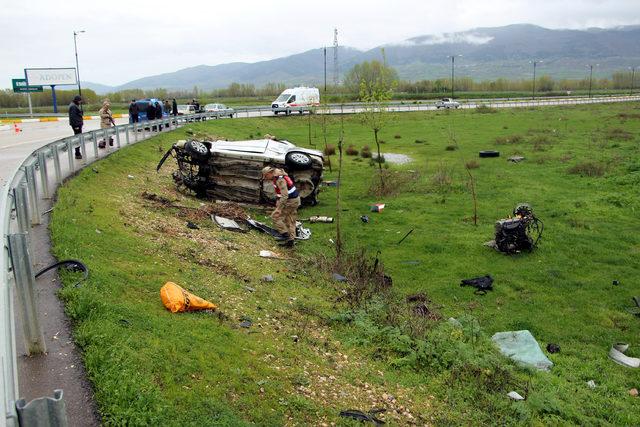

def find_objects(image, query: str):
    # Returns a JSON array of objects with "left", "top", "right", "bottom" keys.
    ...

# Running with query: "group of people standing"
[{"left": 128, "top": 98, "right": 178, "bottom": 123}]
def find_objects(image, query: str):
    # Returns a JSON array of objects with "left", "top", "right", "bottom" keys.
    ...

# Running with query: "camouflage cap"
[{"left": 261, "top": 166, "right": 275, "bottom": 176}]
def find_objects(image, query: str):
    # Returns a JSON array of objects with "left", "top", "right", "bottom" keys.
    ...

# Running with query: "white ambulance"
[{"left": 271, "top": 87, "right": 320, "bottom": 115}]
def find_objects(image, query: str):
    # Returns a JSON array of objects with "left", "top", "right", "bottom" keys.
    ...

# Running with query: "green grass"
[{"left": 51, "top": 102, "right": 640, "bottom": 425}]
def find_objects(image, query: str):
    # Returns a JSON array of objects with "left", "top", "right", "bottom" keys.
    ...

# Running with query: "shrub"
[
  {"left": 495, "top": 135, "right": 524, "bottom": 145},
  {"left": 430, "top": 163, "right": 454, "bottom": 191},
  {"left": 567, "top": 162, "right": 606, "bottom": 177},
  {"left": 368, "top": 170, "right": 420, "bottom": 197},
  {"left": 346, "top": 145, "right": 359, "bottom": 156},
  {"left": 379, "top": 139, "right": 386, "bottom": 144},
  {"left": 394, "top": 134, "right": 402, "bottom": 139},
  {"left": 361, "top": 145, "right": 372, "bottom": 158},
  {"left": 323, "top": 144, "right": 336, "bottom": 156},
  {"left": 415, "top": 139, "right": 426, "bottom": 144},
  {"left": 465, "top": 160, "right": 480, "bottom": 169},
  {"left": 445, "top": 145, "right": 458, "bottom": 151},
  {"left": 475, "top": 104, "right": 498, "bottom": 114}
]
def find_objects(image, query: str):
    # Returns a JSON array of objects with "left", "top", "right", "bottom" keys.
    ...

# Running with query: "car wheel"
[
  {"left": 285, "top": 151, "right": 312, "bottom": 169},
  {"left": 479, "top": 150, "right": 500, "bottom": 158},
  {"left": 185, "top": 140, "right": 211, "bottom": 161}
]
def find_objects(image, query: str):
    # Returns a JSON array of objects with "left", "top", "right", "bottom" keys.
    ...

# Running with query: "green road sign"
[{"left": 12, "top": 78, "right": 43, "bottom": 93}]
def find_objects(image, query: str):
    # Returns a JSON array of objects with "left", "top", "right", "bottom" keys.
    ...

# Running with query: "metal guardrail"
[{"left": 0, "top": 93, "right": 638, "bottom": 425}]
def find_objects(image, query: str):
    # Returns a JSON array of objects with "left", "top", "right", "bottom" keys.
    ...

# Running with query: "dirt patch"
[{"left": 406, "top": 293, "right": 441, "bottom": 321}]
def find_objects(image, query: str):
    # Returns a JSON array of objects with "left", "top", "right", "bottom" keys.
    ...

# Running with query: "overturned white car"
[{"left": 157, "top": 138, "right": 324, "bottom": 206}]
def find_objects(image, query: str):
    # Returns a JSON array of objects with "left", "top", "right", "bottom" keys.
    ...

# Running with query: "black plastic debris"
[
  {"left": 339, "top": 408, "right": 386, "bottom": 425},
  {"left": 360, "top": 215, "right": 370, "bottom": 223},
  {"left": 460, "top": 275, "right": 494, "bottom": 295},
  {"left": 186, "top": 221, "right": 199, "bottom": 230},
  {"left": 546, "top": 343, "right": 561, "bottom": 354},
  {"left": 612, "top": 280, "right": 620, "bottom": 286}
]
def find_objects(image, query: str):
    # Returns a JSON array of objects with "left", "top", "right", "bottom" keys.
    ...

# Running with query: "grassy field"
[{"left": 51, "top": 102, "right": 640, "bottom": 425}]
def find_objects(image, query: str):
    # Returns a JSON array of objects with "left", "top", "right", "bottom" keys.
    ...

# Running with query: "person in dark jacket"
[
  {"left": 129, "top": 99, "right": 139, "bottom": 123},
  {"left": 155, "top": 101, "right": 163, "bottom": 131},
  {"left": 68, "top": 95, "right": 83, "bottom": 159},
  {"left": 172, "top": 99, "right": 178, "bottom": 117},
  {"left": 146, "top": 102, "right": 156, "bottom": 131}
]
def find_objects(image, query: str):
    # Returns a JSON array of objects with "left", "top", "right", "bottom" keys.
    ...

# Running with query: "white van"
[{"left": 271, "top": 87, "right": 320, "bottom": 115}]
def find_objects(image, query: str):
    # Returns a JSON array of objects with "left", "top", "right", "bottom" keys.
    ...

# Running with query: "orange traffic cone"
[{"left": 13, "top": 123, "right": 22, "bottom": 134}]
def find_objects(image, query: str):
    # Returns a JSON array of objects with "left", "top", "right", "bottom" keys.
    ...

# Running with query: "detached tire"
[
  {"left": 479, "top": 150, "right": 500, "bottom": 158},
  {"left": 185, "top": 140, "right": 211, "bottom": 161},
  {"left": 285, "top": 151, "right": 312, "bottom": 169}
]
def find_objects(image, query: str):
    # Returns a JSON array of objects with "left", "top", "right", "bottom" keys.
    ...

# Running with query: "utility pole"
[
  {"left": 530, "top": 60, "right": 542, "bottom": 100},
  {"left": 448, "top": 55, "right": 461, "bottom": 99},
  {"left": 629, "top": 66, "right": 636, "bottom": 96},
  {"left": 323, "top": 47, "right": 327, "bottom": 93},
  {"left": 74, "top": 30, "right": 85, "bottom": 110},
  {"left": 587, "top": 64, "right": 598, "bottom": 98}
]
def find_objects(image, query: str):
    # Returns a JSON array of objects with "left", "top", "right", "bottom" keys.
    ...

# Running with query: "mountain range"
[{"left": 84, "top": 24, "right": 640, "bottom": 93}]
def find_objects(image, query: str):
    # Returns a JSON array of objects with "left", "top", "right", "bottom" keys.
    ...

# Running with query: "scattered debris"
[
  {"left": 239, "top": 320, "right": 252, "bottom": 328},
  {"left": 370, "top": 203, "right": 385, "bottom": 212},
  {"left": 332, "top": 273, "right": 347, "bottom": 282},
  {"left": 546, "top": 343, "right": 561, "bottom": 354},
  {"left": 460, "top": 275, "right": 494, "bottom": 295},
  {"left": 259, "top": 250, "right": 288, "bottom": 259},
  {"left": 141, "top": 191, "right": 174, "bottom": 206},
  {"left": 406, "top": 293, "right": 439, "bottom": 320},
  {"left": 587, "top": 380, "right": 596, "bottom": 389},
  {"left": 306, "top": 216, "right": 333, "bottom": 223},
  {"left": 95, "top": 229, "right": 102, "bottom": 234},
  {"left": 291, "top": 335, "right": 299, "bottom": 343},
  {"left": 507, "top": 391, "right": 525, "bottom": 401},
  {"left": 323, "top": 181, "right": 339, "bottom": 187},
  {"left": 212, "top": 215, "right": 246, "bottom": 232},
  {"left": 127, "top": 174, "right": 135, "bottom": 179},
  {"left": 629, "top": 296, "right": 640, "bottom": 317},
  {"left": 491, "top": 204, "right": 543, "bottom": 254},
  {"left": 397, "top": 229, "right": 414, "bottom": 245},
  {"left": 244, "top": 286, "right": 256, "bottom": 293},
  {"left": 261, "top": 275, "right": 274, "bottom": 282},
  {"left": 401, "top": 260, "right": 420, "bottom": 265},
  {"left": 492, "top": 330, "right": 554, "bottom": 371},
  {"left": 479, "top": 150, "right": 500, "bottom": 158},
  {"left": 247, "top": 219, "right": 283, "bottom": 238},
  {"left": 448, "top": 317, "right": 462, "bottom": 328},
  {"left": 360, "top": 215, "right": 370, "bottom": 223},
  {"left": 630, "top": 388, "right": 638, "bottom": 397},
  {"left": 508, "top": 156, "right": 525, "bottom": 163},
  {"left": 613, "top": 280, "right": 620, "bottom": 286},
  {"left": 206, "top": 202, "right": 248, "bottom": 222},
  {"left": 609, "top": 343, "right": 640, "bottom": 368},
  {"left": 186, "top": 221, "right": 199, "bottom": 230},
  {"left": 339, "top": 408, "right": 386, "bottom": 425},
  {"left": 295, "top": 222, "right": 312, "bottom": 240},
  {"left": 160, "top": 282, "right": 217, "bottom": 313}
]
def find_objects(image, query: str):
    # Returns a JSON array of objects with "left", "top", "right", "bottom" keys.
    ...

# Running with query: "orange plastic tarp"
[{"left": 160, "top": 281, "right": 217, "bottom": 313}]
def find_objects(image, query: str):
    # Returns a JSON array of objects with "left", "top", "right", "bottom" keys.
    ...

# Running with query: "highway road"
[{"left": 0, "top": 118, "right": 129, "bottom": 188}]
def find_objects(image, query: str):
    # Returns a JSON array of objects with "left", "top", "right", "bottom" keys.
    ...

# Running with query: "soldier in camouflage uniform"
[{"left": 262, "top": 166, "right": 301, "bottom": 247}]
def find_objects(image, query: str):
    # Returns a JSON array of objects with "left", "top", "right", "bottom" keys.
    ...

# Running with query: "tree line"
[{"left": 1, "top": 65, "right": 637, "bottom": 109}]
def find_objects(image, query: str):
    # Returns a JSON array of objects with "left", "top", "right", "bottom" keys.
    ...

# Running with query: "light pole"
[
  {"left": 587, "top": 64, "right": 598, "bottom": 98},
  {"left": 629, "top": 66, "right": 636, "bottom": 96},
  {"left": 530, "top": 60, "right": 542, "bottom": 100},
  {"left": 73, "top": 30, "right": 85, "bottom": 101},
  {"left": 448, "top": 55, "right": 462, "bottom": 99}
]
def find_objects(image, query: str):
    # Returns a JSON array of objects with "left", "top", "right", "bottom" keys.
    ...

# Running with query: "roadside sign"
[
  {"left": 24, "top": 68, "right": 77, "bottom": 86},
  {"left": 12, "top": 78, "right": 43, "bottom": 93}
]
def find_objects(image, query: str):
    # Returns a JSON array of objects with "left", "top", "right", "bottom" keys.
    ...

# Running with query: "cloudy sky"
[{"left": 1, "top": 0, "right": 639, "bottom": 88}]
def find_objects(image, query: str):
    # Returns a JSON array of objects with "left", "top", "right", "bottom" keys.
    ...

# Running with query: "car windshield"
[
  {"left": 204, "top": 104, "right": 216, "bottom": 109},
  {"left": 276, "top": 94, "right": 290, "bottom": 102}
]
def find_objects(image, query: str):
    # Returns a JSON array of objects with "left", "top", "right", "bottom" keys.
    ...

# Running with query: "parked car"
[
  {"left": 177, "top": 104, "right": 197, "bottom": 115},
  {"left": 204, "top": 103, "right": 235, "bottom": 118},
  {"left": 157, "top": 138, "right": 324, "bottom": 206},
  {"left": 435, "top": 98, "right": 461, "bottom": 109},
  {"left": 271, "top": 87, "right": 320, "bottom": 115},
  {"left": 136, "top": 98, "right": 167, "bottom": 121}
]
